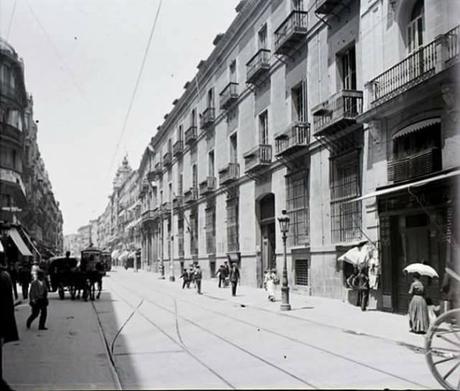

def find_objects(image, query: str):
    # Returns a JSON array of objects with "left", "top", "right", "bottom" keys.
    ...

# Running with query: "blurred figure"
[
  {"left": 0, "top": 253, "right": 19, "bottom": 390},
  {"left": 229, "top": 262, "right": 240, "bottom": 297},
  {"left": 217, "top": 265, "right": 226, "bottom": 288},
  {"left": 194, "top": 265, "right": 202, "bottom": 294},
  {"left": 408, "top": 272, "right": 429, "bottom": 334},
  {"left": 27, "top": 270, "right": 49, "bottom": 330}
]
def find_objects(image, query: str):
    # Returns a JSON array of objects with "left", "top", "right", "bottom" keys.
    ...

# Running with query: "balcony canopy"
[{"left": 392, "top": 118, "right": 440, "bottom": 140}]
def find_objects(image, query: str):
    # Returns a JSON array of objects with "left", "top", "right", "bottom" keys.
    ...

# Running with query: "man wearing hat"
[{"left": 26, "top": 269, "right": 49, "bottom": 330}]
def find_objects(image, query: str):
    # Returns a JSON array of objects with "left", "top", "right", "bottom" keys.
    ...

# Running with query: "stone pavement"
[
  {"left": 3, "top": 295, "right": 120, "bottom": 390},
  {"left": 133, "top": 268, "right": 427, "bottom": 350}
]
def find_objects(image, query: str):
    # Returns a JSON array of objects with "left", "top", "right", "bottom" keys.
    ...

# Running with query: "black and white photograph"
[{"left": 0, "top": 0, "right": 459, "bottom": 389}]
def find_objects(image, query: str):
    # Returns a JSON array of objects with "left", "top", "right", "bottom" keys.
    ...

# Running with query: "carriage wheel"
[
  {"left": 425, "top": 309, "right": 460, "bottom": 390},
  {"left": 58, "top": 287, "right": 65, "bottom": 300}
]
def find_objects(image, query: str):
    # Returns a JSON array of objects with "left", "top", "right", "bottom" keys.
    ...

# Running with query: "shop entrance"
[{"left": 257, "top": 193, "right": 276, "bottom": 287}]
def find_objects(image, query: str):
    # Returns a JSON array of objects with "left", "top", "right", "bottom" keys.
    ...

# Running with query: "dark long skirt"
[{"left": 408, "top": 295, "right": 429, "bottom": 333}]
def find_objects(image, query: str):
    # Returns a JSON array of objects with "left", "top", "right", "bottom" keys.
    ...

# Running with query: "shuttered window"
[
  {"left": 286, "top": 171, "right": 309, "bottom": 246},
  {"left": 295, "top": 259, "right": 308, "bottom": 286},
  {"left": 226, "top": 194, "right": 239, "bottom": 252}
]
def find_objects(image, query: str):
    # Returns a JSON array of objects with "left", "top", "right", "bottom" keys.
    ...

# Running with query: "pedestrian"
[
  {"left": 180, "top": 269, "right": 190, "bottom": 289},
  {"left": 0, "top": 254, "right": 19, "bottom": 391},
  {"left": 264, "top": 269, "right": 276, "bottom": 302},
  {"left": 31, "top": 260, "right": 40, "bottom": 281},
  {"left": 355, "top": 268, "right": 370, "bottom": 311},
  {"left": 229, "top": 262, "right": 240, "bottom": 297},
  {"left": 26, "top": 269, "right": 49, "bottom": 330},
  {"left": 217, "top": 265, "right": 226, "bottom": 288},
  {"left": 18, "top": 263, "right": 31, "bottom": 300},
  {"left": 224, "top": 261, "right": 230, "bottom": 287},
  {"left": 194, "top": 265, "right": 202, "bottom": 294},
  {"left": 408, "top": 272, "right": 429, "bottom": 334}
]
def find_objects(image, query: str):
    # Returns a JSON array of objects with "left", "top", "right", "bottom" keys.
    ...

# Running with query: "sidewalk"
[
  {"left": 3, "top": 295, "right": 120, "bottom": 390},
  {"left": 135, "top": 268, "right": 426, "bottom": 350}
]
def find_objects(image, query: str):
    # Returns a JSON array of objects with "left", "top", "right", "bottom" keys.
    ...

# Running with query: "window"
[
  {"left": 230, "top": 133, "right": 238, "bottom": 163},
  {"left": 177, "top": 125, "right": 183, "bottom": 141},
  {"left": 192, "top": 164, "right": 198, "bottom": 189},
  {"left": 191, "top": 109, "right": 197, "bottom": 127},
  {"left": 229, "top": 60, "right": 237, "bottom": 83},
  {"left": 286, "top": 171, "right": 309, "bottom": 246},
  {"left": 258, "top": 24, "right": 267, "bottom": 49},
  {"left": 207, "top": 89, "right": 214, "bottom": 109},
  {"left": 292, "top": 0, "right": 304, "bottom": 10},
  {"left": 190, "top": 208, "right": 199, "bottom": 256},
  {"left": 259, "top": 110, "right": 269, "bottom": 144},
  {"left": 330, "top": 151, "right": 362, "bottom": 243},
  {"left": 292, "top": 83, "right": 306, "bottom": 123},
  {"left": 407, "top": 0, "right": 424, "bottom": 54},
  {"left": 295, "top": 259, "right": 309, "bottom": 286},
  {"left": 340, "top": 46, "right": 356, "bottom": 90},
  {"left": 178, "top": 215, "right": 184, "bottom": 257},
  {"left": 208, "top": 151, "right": 215, "bottom": 177},
  {"left": 226, "top": 194, "right": 239, "bottom": 252},
  {"left": 168, "top": 139, "right": 172, "bottom": 153},
  {"left": 206, "top": 203, "right": 216, "bottom": 254}
]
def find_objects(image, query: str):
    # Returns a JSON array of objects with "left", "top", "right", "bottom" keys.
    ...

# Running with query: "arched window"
[{"left": 407, "top": 0, "right": 424, "bottom": 53}]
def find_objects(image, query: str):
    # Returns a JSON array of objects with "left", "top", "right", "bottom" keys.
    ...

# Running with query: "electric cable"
[
  {"left": 6, "top": 0, "right": 16, "bottom": 40},
  {"left": 106, "top": 0, "right": 163, "bottom": 180}
]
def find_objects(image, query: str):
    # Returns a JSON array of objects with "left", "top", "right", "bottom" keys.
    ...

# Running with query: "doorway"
[{"left": 257, "top": 193, "right": 276, "bottom": 287}]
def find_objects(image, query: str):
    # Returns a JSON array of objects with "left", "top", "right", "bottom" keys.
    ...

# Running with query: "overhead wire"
[
  {"left": 106, "top": 0, "right": 163, "bottom": 181},
  {"left": 6, "top": 0, "right": 16, "bottom": 40}
]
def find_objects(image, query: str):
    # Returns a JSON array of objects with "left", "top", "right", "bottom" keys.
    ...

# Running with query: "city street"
[{"left": 95, "top": 270, "right": 440, "bottom": 389}]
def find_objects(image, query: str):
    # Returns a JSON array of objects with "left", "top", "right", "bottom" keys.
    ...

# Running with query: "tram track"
[
  {"left": 109, "top": 274, "right": 431, "bottom": 389},
  {"left": 106, "top": 283, "right": 318, "bottom": 389}
]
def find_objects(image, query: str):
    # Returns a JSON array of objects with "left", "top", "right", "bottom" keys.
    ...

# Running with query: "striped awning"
[
  {"left": 8, "top": 228, "right": 32, "bottom": 256},
  {"left": 392, "top": 118, "right": 440, "bottom": 140}
]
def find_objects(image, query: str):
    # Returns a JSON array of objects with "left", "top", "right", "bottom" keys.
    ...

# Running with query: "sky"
[{"left": 0, "top": 0, "right": 239, "bottom": 235}]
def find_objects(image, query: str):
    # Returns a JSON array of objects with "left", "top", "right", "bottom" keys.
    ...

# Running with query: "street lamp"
[
  {"left": 278, "top": 209, "right": 291, "bottom": 311},
  {"left": 149, "top": 178, "right": 164, "bottom": 279}
]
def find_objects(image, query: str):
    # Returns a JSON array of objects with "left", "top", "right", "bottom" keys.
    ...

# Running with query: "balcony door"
[
  {"left": 292, "top": 82, "right": 306, "bottom": 123},
  {"left": 407, "top": 0, "right": 424, "bottom": 54},
  {"left": 258, "top": 24, "right": 267, "bottom": 50},
  {"left": 340, "top": 45, "right": 356, "bottom": 91}
]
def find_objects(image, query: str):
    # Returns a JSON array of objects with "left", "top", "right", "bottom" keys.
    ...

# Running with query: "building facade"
[{"left": 1, "top": 38, "right": 63, "bottom": 261}]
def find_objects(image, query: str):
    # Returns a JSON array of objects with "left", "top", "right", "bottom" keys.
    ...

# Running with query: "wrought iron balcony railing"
[
  {"left": 183, "top": 187, "right": 198, "bottom": 204},
  {"left": 243, "top": 145, "right": 272, "bottom": 173},
  {"left": 312, "top": 90, "right": 363, "bottom": 136},
  {"left": 366, "top": 26, "right": 459, "bottom": 108},
  {"left": 274, "top": 10, "right": 308, "bottom": 56},
  {"left": 199, "top": 176, "right": 216, "bottom": 196},
  {"left": 185, "top": 125, "right": 198, "bottom": 145},
  {"left": 173, "top": 140, "right": 183, "bottom": 157},
  {"left": 246, "top": 49, "right": 271, "bottom": 84},
  {"left": 387, "top": 147, "right": 441, "bottom": 183},
  {"left": 219, "top": 82, "right": 238, "bottom": 110},
  {"left": 218, "top": 163, "right": 240, "bottom": 186},
  {"left": 200, "top": 107, "right": 215, "bottom": 129},
  {"left": 173, "top": 195, "right": 183, "bottom": 211},
  {"left": 275, "top": 122, "right": 310, "bottom": 156}
]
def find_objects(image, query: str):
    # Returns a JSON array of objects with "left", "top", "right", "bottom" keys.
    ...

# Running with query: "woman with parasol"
[{"left": 407, "top": 270, "right": 430, "bottom": 334}]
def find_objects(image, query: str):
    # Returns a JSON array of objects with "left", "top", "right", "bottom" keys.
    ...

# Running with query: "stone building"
[
  {"left": 92, "top": 0, "right": 459, "bottom": 313},
  {"left": 1, "top": 38, "right": 63, "bottom": 261}
]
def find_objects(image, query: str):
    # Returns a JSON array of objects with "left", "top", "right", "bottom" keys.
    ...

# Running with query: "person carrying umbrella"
[{"left": 408, "top": 272, "right": 429, "bottom": 334}]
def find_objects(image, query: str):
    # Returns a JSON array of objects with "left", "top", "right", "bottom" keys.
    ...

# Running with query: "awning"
[
  {"left": 392, "top": 118, "right": 440, "bottom": 140},
  {"left": 20, "top": 228, "right": 41, "bottom": 258},
  {"left": 0, "top": 240, "right": 4, "bottom": 253},
  {"left": 353, "top": 169, "right": 460, "bottom": 202},
  {"left": 8, "top": 228, "right": 32, "bottom": 256},
  {"left": 111, "top": 249, "right": 120, "bottom": 259},
  {"left": 119, "top": 250, "right": 129, "bottom": 262}
]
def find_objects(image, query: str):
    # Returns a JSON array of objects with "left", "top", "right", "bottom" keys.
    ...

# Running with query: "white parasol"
[
  {"left": 338, "top": 245, "right": 369, "bottom": 266},
  {"left": 403, "top": 263, "right": 439, "bottom": 278}
]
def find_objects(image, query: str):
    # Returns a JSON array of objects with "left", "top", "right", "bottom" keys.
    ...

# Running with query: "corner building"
[{"left": 140, "top": 0, "right": 459, "bottom": 312}]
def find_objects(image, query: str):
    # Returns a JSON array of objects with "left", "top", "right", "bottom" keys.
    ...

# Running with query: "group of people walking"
[{"left": 180, "top": 261, "right": 241, "bottom": 297}]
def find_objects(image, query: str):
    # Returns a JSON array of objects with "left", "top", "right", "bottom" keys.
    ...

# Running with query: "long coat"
[{"left": 0, "top": 270, "right": 19, "bottom": 343}]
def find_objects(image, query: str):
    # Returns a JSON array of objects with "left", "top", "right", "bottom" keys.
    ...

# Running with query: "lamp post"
[
  {"left": 278, "top": 209, "right": 291, "bottom": 311},
  {"left": 150, "top": 178, "right": 164, "bottom": 279}
]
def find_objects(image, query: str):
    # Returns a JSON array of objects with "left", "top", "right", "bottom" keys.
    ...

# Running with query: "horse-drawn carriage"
[{"left": 48, "top": 246, "right": 107, "bottom": 301}]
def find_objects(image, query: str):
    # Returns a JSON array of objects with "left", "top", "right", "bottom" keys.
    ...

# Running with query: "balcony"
[
  {"left": 200, "top": 108, "right": 215, "bottom": 129},
  {"left": 147, "top": 166, "right": 161, "bottom": 183},
  {"left": 219, "top": 82, "right": 238, "bottom": 110},
  {"left": 163, "top": 152, "right": 172, "bottom": 168},
  {"left": 246, "top": 49, "right": 271, "bottom": 85},
  {"left": 0, "top": 81, "right": 27, "bottom": 108},
  {"left": 160, "top": 202, "right": 171, "bottom": 217},
  {"left": 199, "top": 176, "right": 216, "bottom": 196},
  {"left": 243, "top": 145, "right": 272, "bottom": 174},
  {"left": 141, "top": 208, "right": 159, "bottom": 224},
  {"left": 185, "top": 125, "right": 198, "bottom": 145},
  {"left": 387, "top": 147, "right": 441, "bottom": 183},
  {"left": 183, "top": 187, "right": 198, "bottom": 204},
  {"left": 274, "top": 10, "right": 308, "bottom": 56},
  {"left": 173, "top": 140, "right": 184, "bottom": 157},
  {"left": 365, "top": 26, "right": 459, "bottom": 113},
  {"left": 173, "top": 195, "right": 183, "bottom": 211},
  {"left": 218, "top": 163, "right": 240, "bottom": 186},
  {"left": 275, "top": 122, "right": 310, "bottom": 157},
  {"left": 315, "top": 0, "right": 342, "bottom": 15},
  {"left": 312, "top": 90, "right": 363, "bottom": 137}
]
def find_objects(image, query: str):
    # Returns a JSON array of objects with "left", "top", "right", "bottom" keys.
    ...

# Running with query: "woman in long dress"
[
  {"left": 408, "top": 272, "right": 430, "bottom": 334},
  {"left": 264, "top": 270, "right": 276, "bottom": 302}
]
